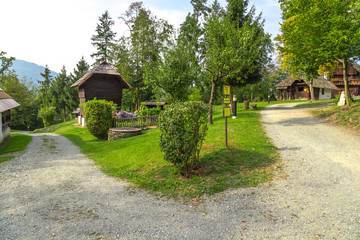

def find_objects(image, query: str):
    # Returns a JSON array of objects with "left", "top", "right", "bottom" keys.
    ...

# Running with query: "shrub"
[
  {"left": 84, "top": 99, "right": 116, "bottom": 140},
  {"left": 38, "top": 106, "right": 56, "bottom": 127},
  {"left": 158, "top": 101, "right": 208, "bottom": 176},
  {"left": 333, "top": 94, "right": 340, "bottom": 104},
  {"left": 137, "top": 103, "right": 162, "bottom": 117}
]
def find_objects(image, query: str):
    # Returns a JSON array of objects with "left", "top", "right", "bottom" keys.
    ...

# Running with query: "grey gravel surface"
[{"left": 1, "top": 103, "right": 360, "bottom": 239}]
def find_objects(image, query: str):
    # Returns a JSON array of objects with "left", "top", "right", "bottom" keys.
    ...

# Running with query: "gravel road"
[{"left": 1, "top": 103, "right": 360, "bottom": 239}]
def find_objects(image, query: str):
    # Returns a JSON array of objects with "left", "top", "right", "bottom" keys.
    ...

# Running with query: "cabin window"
[
  {"left": 321, "top": 88, "right": 325, "bottom": 95},
  {"left": 298, "top": 87, "right": 304, "bottom": 91}
]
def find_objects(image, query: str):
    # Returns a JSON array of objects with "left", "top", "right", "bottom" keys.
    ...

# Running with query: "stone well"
[{"left": 108, "top": 127, "right": 142, "bottom": 141}]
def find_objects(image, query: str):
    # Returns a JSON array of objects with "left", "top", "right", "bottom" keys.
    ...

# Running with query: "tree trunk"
[
  {"left": 208, "top": 78, "right": 216, "bottom": 124},
  {"left": 309, "top": 79, "right": 315, "bottom": 102},
  {"left": 342, "top": 58, "right": 351, "bottom": 107},
  {"left": 304, "top": 79, "right": 315, "bottom": 102},
  {"left": 135, "top": 87, "right": 140, "bottom": 111},
  {"left": 63, "top": 106, "right": 67, "bottom": 122}
]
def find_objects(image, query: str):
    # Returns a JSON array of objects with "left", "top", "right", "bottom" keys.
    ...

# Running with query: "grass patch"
[
  {"left": 35, "top": 101, "right": 285, "bottom": 198},
  {"left": 312, "top": 101, "right": 360, "bottom": 129},
  {"left": 295, "top": 99, "right": 333, "bottom": 108},
  {"left": 0, "top": 134, "right": 32, "bottom": 163}
]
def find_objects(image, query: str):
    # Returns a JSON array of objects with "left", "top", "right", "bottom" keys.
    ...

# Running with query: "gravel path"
[{"left": 1, "top": 103, "right": 360, "bottom": 239}]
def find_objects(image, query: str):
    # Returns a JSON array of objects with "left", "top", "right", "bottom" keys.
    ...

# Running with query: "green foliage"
[
  {"left": 37, "top": 65, "right": 53, "bottom": 107},
  {"left": 0, "top": 72, "right": 42, "bottom": 130},
  {"left": 38, "top": 106, "right": 56, "bottom": 127},
  {"left": 51, "top": 66, "right": 72, "bottom": 121},
  {"left": 204, "top": 0, "right": 271, "bottom": 123},
  {"left": 0, "top": 51, "right": 15, "bottom": 75},
  {"left": 333, "top": 94, "right": 340, "bottom": 104},
  {"left": 84, "top": 99, "right": 115, "bottom": 140},
  {"left": 91, "top": 11, "right": 116, "bottom": 64},
  {"left": 136, "top": 104, "right": 161, "bottom": 117},
  {"left": 158, "top": 101, "right": 208, "bottom": 175},
  {"left": 118, "top": 2, "right": 173, "bottom": 109}
]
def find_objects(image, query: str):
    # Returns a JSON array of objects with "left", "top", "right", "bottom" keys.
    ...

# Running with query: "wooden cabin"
[
  {"left": 276, "top": 76, "right": 339, "bottom": 100},
  {"left": 71, "top": 62, "right": 132, "bottom": 117},
  {"left": 0, "top": 90, "right": 20, "bottom": 144},
  {"left": 330, "top": 62, "right": 360, "bottom": 96}
]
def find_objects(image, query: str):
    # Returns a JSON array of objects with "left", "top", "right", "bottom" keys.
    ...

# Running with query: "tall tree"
[
  {"left": 37, "top": 65, "right": 53, "bottom": 107},
  {"left": 51, "top": 66, "right": 72, "bottom": 121},
  {"left": 119, "top": 2, "right": 173, "bottom": 110},
  {"left": 205, "top": 0, "right": 271, "bottom": 124},
  {"left": 69, "top": 57, "right": 90, "bottom": 111},
  {"left": 91, "top": 10, "right": 116, "bottom": 64},
  {"left": 277, "top": 0, "right": 360, "bottom": 105}
]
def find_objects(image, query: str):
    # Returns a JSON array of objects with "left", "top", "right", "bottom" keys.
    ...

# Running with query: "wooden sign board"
[
  {"left": 223, "top": 107, "right": 231, "bottom": 117},
  {"left": 223, "top": 97, "right": 230, "bottom": 104},
  {"left": 223, "top": 85, "right": 231, "bottom": 95}
]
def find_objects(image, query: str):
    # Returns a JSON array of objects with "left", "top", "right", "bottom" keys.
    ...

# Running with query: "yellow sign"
[
  {"left": 223, "top": 107, "right": 231, "bottom": 117},
  {"left": 224, "top": 85, "right": 231, "bottom": 95},
  {"left": 223, "top": 98, "right": 230, "bottom": 104}
]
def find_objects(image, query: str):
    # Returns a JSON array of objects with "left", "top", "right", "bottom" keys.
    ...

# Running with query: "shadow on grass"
[{"left": 200, "top": 147, "right": 275, "bottom": 175}]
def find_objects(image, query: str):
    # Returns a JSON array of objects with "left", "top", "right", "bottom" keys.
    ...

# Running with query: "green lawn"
[
  {"left": 0, "top": 134, "right": 32, "bottom": 163},
  {"left": 295, "top": 99, "right": 333, "bottom": 108},
  {"left": 34, "top": 101, "right": 290, "bottom": 198}
]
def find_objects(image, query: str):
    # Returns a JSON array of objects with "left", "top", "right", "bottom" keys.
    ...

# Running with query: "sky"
[{"left": 0, "top": 0, "right": 281, "bottom": 73}]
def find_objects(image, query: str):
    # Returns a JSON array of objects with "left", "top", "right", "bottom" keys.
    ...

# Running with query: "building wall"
[{"left": 319, "top": 88, "right": 332, "bottom": 100}]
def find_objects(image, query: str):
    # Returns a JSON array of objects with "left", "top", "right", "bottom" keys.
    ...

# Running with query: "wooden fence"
[{"left": 113, "top": 115, "right": 160, "bottom": 128}]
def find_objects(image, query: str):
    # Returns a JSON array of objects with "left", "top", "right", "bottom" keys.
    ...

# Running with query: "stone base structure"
[{"left": 108, "top": 127, "right": 142, "bottom": 141}]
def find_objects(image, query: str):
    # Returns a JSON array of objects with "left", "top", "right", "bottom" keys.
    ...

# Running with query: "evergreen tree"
[
  {"left": 37, "top": 65, "right": 53, "bottom": 107},
  {"left": 51, "top": 66, "right": 71, "bottom": 121},
  {"left": 69, "top": 57, "right": 90, "bottom": 113},
  {"left": 91, "top": 10, "right": 116, "bottom": 64}
]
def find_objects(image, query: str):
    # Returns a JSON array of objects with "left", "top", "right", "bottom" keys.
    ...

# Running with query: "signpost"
[{"left": 223, "top": 85, "right": 232, "bottom": 147}]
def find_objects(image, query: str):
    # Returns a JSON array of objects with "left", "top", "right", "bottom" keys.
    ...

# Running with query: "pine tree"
[
  {"left": 37, "top": 65, "right": 53, "bottom": 107},
  {"left": 91, "top": 11, "right": 116, "bottom": 64},
  {"left": 51, "top": 66, "right": 71, "bottom": 121},
  {"left": 69, "top": 57, "right": 90, "bottom": 112}
]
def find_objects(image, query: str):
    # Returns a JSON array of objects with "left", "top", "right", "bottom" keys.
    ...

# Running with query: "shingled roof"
[
  {"left": 70, "top": 62, "right": 132, "bottom": 89},
  {"left": 0, "top": 89, "right": 20, "bottom": 112},
  {"left": 276, "top": 76, "right": 339, "bottom": 90}
]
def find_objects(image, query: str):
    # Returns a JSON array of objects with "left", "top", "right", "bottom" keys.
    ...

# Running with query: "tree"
[
  {"left": 204, "top": 0, "right": 271, "bottom": 124},
  {"left": 119, "top": 2, "right": 173, "bottom": 110},
  {"left": 0, "top": 51, "right": 15, "bottom": 76},
  {"left": 277, "top": 0, "right": 360, "bottom": 106},
  {"left": 152, "top": 42, "right": 195, "bottom": 102},
  {"left": 69, "top": 57, "right": 90, "bottom": 112},
  {"left": 51, "top": 66, "right": 72, "bottom": 121},
  {"left": 91, "top": 10, "right": 116, "bottom": 64},
  {"left": 37, "top": 65, "right": 53, "bottom": 107},
  {"left": 0, "top": 72, "right": 42, "bottom": 130}
]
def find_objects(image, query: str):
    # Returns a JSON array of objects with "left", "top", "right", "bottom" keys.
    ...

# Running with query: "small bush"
[
  {"left": 38, "top": 106, "right": 56, "bottom": 127},
  {"left": 159, "top": 101, "right": 208, "bottom": 176},
  {"left": 137, "top": 103, "right": 162, "bottom": 116},
  {"left": 84, "top": 99, "right": 116, "bottom": 140}
]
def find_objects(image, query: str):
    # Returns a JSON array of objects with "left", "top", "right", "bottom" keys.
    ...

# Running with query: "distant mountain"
[{"left": 10, "top": 59, "right": 58, "bottom": 88}]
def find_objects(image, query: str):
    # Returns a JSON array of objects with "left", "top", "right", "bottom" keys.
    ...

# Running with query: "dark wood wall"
[{"left": 78, "top": 74, "right": 124, "bottom": 107}]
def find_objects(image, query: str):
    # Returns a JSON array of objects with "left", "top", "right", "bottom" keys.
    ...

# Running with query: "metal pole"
[{"left": 225, "top": 116, "right": 228, "bottom": 147}]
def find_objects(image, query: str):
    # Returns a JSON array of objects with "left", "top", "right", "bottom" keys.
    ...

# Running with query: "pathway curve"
[{"left": 1, "top": 104, "right": 360, "bottom": 239}]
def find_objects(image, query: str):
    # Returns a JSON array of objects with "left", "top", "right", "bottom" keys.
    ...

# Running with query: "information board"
[
  {"left": 223, "top": 85, "right": 231, "bottom": 95},
  {"left": 223, "top": 107, "right": 231, "bottom": 117}
]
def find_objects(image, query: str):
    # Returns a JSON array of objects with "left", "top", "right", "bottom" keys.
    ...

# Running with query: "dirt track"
[{"left": 1, "top": 104, "right": 360, "bottom": 239}]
